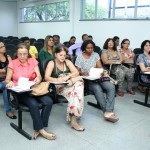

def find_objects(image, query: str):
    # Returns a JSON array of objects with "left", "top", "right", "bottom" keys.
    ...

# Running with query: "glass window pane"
[
  {"left": 20, "top": 1, "right": 69, "bottom": 22},
  {"left": 84, "top": 0, "right": 96, "bottom": 19},
  {"left": 115, "top": 0, "right": 135, "bottom": 18},
  {"left": 46, "top": 4, "right": 56, "bottom": 21},
  {"left": 56, "top": 1, "right": 69, "bottom": 20},
  {"left": 97, "top": 0, "right": 114, "bottom": 19},
  {"left": 137, "top": 0, "right": 150, "bottom": 18}
]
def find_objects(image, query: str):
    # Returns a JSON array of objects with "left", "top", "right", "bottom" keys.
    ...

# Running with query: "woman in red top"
[{"left": 5, "top": 43, "right": 56, "bottom": 140}]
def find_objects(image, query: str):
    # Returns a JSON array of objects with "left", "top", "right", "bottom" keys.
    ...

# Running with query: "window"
[
  {"left": 20, "top": 1, "right": 69, "bottom": 22},
  {"left": 81, "top": 0, "right": 150, "bottom": 20}
]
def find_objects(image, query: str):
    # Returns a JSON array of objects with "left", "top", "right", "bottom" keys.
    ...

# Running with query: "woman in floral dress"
[{"left": 45, "top": 45, "right": 84, "bottom": 131}]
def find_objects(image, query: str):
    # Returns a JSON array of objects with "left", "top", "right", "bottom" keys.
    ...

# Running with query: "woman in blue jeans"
[
  {"left": 6, "top": 43, "right": 56, "bottom": 140},
  {"left": 75, "top": 40, "right": 119, "bottom": 122},
  {"left": 0, "top": 41, "right": 16, "bottom": 119}
]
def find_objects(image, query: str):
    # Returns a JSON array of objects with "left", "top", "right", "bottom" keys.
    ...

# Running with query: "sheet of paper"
[
  {"left": 9, "top": 77, "right": 36, "bottom": 92},
  {"left": 143, "top": 72, "right": 150, "bottom": 74},
  {"left": 9, "top": 86, "right": 32, "bottom": 92},
  {"left": 82, "top": 68, "right": 104, "bottom": 80},
  {"left": 89, "top": 68, "right": 103, "bottom": 78}
]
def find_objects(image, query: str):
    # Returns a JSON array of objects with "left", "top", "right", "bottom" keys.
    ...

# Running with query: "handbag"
[
  {"left": 31, "top": 82, "right": 50, "bottom": 96},
  {"left": 67, "top": 76, "right": 83, "bottom": 86}
]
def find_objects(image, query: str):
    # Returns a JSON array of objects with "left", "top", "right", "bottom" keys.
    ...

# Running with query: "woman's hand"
[
  {"left": 66, "top": 79, "right": 72, "bottom": 87},
  {"left": 6, "top": 81, "right": 14, "bottom": 88},
  {"left": 57, "top": 77, "right": 65, "bottom": 82},
  {"left": 34, "top": 77, "right": 41, "bottom": 84}
]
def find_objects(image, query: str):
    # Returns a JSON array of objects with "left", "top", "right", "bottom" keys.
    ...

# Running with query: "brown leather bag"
[
  {"left": 67, "top": 76, "right": 83, "bottom": 86},
  {"left": 31, "top": 82, "right": 50, "bottom": 96}
]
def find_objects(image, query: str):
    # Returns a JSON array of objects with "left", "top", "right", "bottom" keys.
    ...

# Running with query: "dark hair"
[
  {"left": 54, "top": 45, "right": 68, "bottom": 54},
  {"left": 53, "top": 35, "right": 60, "bottom": 39},
  {"left": 22, "top": 37, "right": 30, "bottom": 42},
  {"left": 141, "top": 40, "right": 150, "bottom": 51},
  {"left": 88, "top": 35, "right": 93, "bottom": 39},
  {"left": 14, "top": 43, "right": 31, "bottom": 59},
  {"left": 113, "top": 36, "right": 119, "bottom": 41},
  {"left": 0, "top": 41, "right": 7, "bottom": 58},
  {"left": 82, "top": 34, "right": 88, "bottom": 40},
  {"left": 103, "top": 38, "right": 116, "bottom": 51},
  {"left": 70, "top": 36, "right": 76, "bottom": 40},
  {"left": 81, "top": 40, "right": 95, "bottom": 52},
  {"left": 43, "top": 35, "right": 53, "bottom": 52},
  {"left": 121, "top": 39, "right": 130, "bottom": 48}
]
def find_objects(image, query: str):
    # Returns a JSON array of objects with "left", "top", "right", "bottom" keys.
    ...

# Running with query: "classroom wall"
[
  {"left": 0, "top": 1, "right": 17, "bottom": 37},
  {"left": 1, "top": 0, "right": 150, "bottom": 49}
]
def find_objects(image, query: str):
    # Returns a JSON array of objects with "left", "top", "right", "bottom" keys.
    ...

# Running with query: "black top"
[{"left": 0, "top": 55, "right": 9, "bottom": 69}]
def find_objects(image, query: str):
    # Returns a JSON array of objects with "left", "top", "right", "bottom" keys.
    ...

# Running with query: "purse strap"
[{"left": 53, "top": 60, "right": 65, "bottom": 77}]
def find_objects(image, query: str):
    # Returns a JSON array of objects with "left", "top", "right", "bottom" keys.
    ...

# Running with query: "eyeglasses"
[
  {"left": 0, "top": 45, "right": 5, "bottom": 49},
  {"left": 17, "top": 53, "right": 28, "bottom": 57}
]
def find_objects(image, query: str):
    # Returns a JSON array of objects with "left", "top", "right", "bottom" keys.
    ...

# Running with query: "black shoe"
[{"left": 6, "top": 113, "right": 17, "bottom": 119}]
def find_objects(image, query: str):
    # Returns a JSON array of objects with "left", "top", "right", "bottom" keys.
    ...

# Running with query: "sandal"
[
  {"left": 33, "top": 131, "right": 40, "bottom": 140},
  {"left": 126, "top": 89, "right": 135, "bottom": 95},
  {"left": 104, "top": 113, "right": 119, "bottom": 123},
  {"left": 137, "top": 86, "right": 145, "bottom": 93},
  {"left": 42, "top": 132, "right": 56, "bottom": 140},
  {"left": 118, "top": 91, "right": 124, "bottom": 97}
]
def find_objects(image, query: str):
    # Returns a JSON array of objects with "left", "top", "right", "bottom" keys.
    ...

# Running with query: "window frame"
[{"left": 80, "top": 0, "right": 150, "bottom": 21}]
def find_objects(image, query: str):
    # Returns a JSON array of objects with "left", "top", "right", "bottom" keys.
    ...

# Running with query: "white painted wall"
[
  {"left": 1, "top": 0, "right": 150, "bottom": 49},
  {"left": 0, "top": 1, "right": 17, "bottom": 37}
]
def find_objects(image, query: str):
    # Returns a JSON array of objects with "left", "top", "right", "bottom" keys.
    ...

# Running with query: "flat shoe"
[
  {"left": 118, "top": 92, "right": 124, "bottom": 97},
  {"left": 6, "top": 113, "right": 17, "bottom": 119},
  {"left": 104, "top": 114, "right": 119, "bottom": 123},
  {"left": 72, "top": 126, "right": 85, "bottom": 131},
  {"left": 126, "top": 90, "right": 135, "bottom": 95}
]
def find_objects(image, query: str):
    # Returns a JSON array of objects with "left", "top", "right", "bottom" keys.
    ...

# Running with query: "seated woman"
[
  {"left": 119, "top": 39, "right": 135, "bottom": 95},
  {"left": 45, "top": 45, "right": 85, "bottom": 131},
  {"left": 75, "top": 40, "right": 119, "bottom": 123},
  {"left": 137, "top": 40, "right": 150, "bottom": 83},
  {"left": 0, "top": 40, "right": 16, "bottom": 119},
  {"left": 39, "top": 35, "right": 54, "bottom": 63},
  {"left": 5, "top": 43, "right": 56, "bottom": 140},
  {"left": 101, "top": 38, "right": 134, "bottom": 97}
]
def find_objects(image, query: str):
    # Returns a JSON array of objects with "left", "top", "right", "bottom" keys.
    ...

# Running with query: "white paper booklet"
[
  {"left": 9, "top": 77, "right": 36, "bottom": 92},
  {"left": 82, "top": 68, "right": 104, "bottom": 80}
]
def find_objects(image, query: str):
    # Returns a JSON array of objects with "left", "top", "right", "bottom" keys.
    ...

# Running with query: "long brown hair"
[{"left": 43, "top": 35, "right": 54, "bottom": 52}]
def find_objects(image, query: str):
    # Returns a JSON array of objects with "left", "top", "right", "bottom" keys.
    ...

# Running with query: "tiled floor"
[{"left": 0, "top": 83, "right": 150, "bottom": 150}]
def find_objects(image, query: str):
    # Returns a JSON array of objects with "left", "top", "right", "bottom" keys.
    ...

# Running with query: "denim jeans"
[
  {"left": 0, "top": 81, "right": 11, "bottom": 113},
  {"left": 88, "top": 80, "right": 115, "bottom": 113},
  {"left": 19, "top": 93, "right": 53, "bottom": 131}
]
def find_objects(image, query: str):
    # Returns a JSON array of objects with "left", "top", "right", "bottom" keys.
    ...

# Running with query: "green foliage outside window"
[{"left": 21, "top": 1, "right": 69, "bottom": 22}]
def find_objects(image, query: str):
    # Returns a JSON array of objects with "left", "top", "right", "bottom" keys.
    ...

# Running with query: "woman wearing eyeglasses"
[
  {"left": 5, "top": 43, "right": 56, "bottom": 140},
  {"left": 0, "top": 41, "right": 17, "bottom": 119},
  {"left": 119, "top": 39, "right": 135, "bottom": 95}
]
